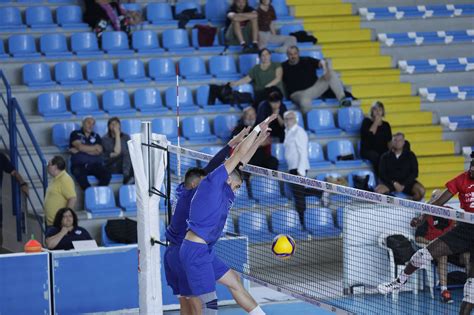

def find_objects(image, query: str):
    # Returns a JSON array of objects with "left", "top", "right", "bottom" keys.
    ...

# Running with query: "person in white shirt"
[{"left": 283, "top": 110, "right": 311, "bottom": 224}]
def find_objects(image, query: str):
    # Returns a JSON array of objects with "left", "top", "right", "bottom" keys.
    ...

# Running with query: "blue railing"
[{"left": 0, "top": 70, "right": 47, "bottom": 240}]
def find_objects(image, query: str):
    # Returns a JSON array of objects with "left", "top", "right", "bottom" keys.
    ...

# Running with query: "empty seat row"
[
  {"left": 419, "top": 85, "right": 474, "bottom": 102},
  {"left": 359, "top": 4, "right": 474, "bottom": 21},
  {"left": 0, "top": 5, "right": 86, "bottom": 30},
  {"left": 399, "top": 57, "right": 474, "bottom": 73},
  {"left": 440, "top": 115, "right": 474, "bottom": 130},
  {"left": 378, "top": 29, "right": 474, "bottom": 47},
  {"left": 23, "top": 56, "right": 251, "bottom": 87}
]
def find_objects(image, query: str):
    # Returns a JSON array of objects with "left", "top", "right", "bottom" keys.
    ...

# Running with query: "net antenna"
[
  {"left": 175, "top": 63, "right": 181, "bottom": 181},
  {"left": 128, "top": 122, "right": 168, "bottom": 315}
]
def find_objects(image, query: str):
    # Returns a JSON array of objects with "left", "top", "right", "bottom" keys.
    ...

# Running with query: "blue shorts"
[
  {"left": 164, "top": 244, "right": 193, "bottom": 296},
  {"left": 179, "top": 239, "right": 230, "bottom": 296}
]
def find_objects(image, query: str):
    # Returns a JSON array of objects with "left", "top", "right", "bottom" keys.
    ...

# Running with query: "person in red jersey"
[{"left": 379, "top": 154, "right": 474, "bottom": 314}]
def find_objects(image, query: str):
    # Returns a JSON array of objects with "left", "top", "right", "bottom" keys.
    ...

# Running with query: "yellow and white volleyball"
[{"left": 271, "top": 234, "right": 296, "bottom": 258}]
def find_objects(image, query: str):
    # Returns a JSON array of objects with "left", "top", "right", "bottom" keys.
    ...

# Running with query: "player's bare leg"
[{"left": 218, "top": 269, "right": 263, "bottom": 314}]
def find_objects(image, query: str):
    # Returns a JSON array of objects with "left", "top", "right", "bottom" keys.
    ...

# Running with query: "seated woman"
[
  {"left": 45, "top": 208, "right": 92, "bottom": 250},
  {"left": 83, "top": 0, "right": 133, "bottom": 38},
  {"left": 230, "top": 48, "right": 284, "bottom": 107},
  {"left": 102, "top": 117, "right": 133, "bottom": 184},
  {"left": 360, "top": 101, "right": 392, "bottom": 176},
  {"left": 255, "top": 87, "right": 287, "bottom": 143}
]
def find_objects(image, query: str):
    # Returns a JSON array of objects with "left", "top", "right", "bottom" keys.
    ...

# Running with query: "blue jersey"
[
  {"left": 187, "top": 165, "right": 235, "bottom": 245},
  {"left": 165, "top": 146, "right": 231, "bottom": 245}
]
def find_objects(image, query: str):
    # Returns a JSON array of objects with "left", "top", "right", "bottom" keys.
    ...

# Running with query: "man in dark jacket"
[{"left": 375, "top": 132, "right": 425, "bottom": 201}]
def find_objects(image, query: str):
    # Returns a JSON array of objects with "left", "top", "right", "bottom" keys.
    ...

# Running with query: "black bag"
[
  {"left": 386, "top": 235, "right": 416, "bottom": 265},
  {"left": 447, "top": 271, "right": 467, "bottom": 286},
  {"left": 230, "top": 91, "right": 253, "bottom": 107},
  {"left": 337, "top": 154, "right": 355, "bottom": 161},
  {"left": 105, "top": 218, "right": 137, "bottom": 244},
  {"left": 289, "top": 30, "right": 317, "bottom": 44},
  {"left": 353, "top": 175, "right": 371, "bottom": 191},
  {"left": 208, "top": 84, "right": 253, "bottom": 108},
  {"left": 176, "top": 8, "right": 205, "bottom": 29}
]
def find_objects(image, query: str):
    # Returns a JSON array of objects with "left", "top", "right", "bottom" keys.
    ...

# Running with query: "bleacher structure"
[{"left": 0, "top": 0, "right": 472, "bottom": 282}]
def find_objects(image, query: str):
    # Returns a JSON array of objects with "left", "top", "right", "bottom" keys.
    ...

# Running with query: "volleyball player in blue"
[
  {"left": 180, "top": 114, "right": 277, "bottom": 315},
  {"left": 164, "top": 127, "right": 252, "bottom": 314}
]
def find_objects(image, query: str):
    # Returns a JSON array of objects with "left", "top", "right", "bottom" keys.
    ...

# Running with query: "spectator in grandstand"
[
  {"left": 256, "top": 0, "right": 297, "bottom": 53},
  {"left": 69, "top": 116, "right": 111, "bottom": 190},
  {"left": 230, "top": 48, "right": 284, "bottom": 107},
  {"left": 255, "top": 87, "right": 287, "bottom": 143},
  {"left": 282, "top": 46, "right": 351, "bottom": 112},
  {"left": 413, "top": 189, "right": 470, "bottom": 303},
  {"left": 375, "top": 132, "right": 425, "bottom": 201},
  {"left": 225, "top": 0, "right": 259, "bottom": 53},
  {"left": 44, "top": 156, "right": 77, "bottom": 227},
  {"left": 283, "top": 110, "right": 312, "bottom": 224},
  {"left": 360, "top": 101, "right": 392, "bottom": 176},
  {"left": 45, "top": 207, "right": 92, "bottom": 250},
  {"left": 102, "top": 117, "right": 133, "bottom": 184},
  {"left": 379, "top": 156, "right": 474, "bottom": 315},
  {"left": 83, "top": 0, "right": 133, "bottom": 38}
]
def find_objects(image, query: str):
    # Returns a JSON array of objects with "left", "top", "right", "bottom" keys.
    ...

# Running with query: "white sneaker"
[{"left": 378, "top": 279, "right": 405, "bottom": 295}]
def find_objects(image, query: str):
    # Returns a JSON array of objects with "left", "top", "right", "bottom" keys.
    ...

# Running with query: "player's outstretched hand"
[
  {"left": 256, "top": 127, "right": 271, "bottom": 145},
  {"left": 258, "top": 113, "right": 278, "bottom": 132},
  {"left": 228, "top": 126, "right": 251, "bottom": 148}
]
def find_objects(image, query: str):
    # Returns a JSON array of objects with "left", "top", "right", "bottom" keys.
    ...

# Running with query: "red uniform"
[{"left": 446, "top": 171, "right": 474, "bottom": 213}]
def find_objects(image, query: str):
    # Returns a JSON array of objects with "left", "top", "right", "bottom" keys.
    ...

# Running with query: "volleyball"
[{"left": 271, "top": 234, "right": 296, "bottom": 258}]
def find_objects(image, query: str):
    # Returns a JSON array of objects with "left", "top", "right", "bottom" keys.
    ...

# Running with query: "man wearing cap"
[{"left": 69, "top": 116, "right": 111, "bottom": 190}]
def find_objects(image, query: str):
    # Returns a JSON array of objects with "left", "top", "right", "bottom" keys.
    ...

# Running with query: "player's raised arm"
[
  {"left": 239, "top": 126, "right": 271, "bottom": 167},
  {"left": 224, "top": 114, "right": 277, "bottom": 174}
]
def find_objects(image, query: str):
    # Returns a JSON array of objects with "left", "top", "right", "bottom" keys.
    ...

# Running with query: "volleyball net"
[{"left": 164, "top": 143, "right": 472, "bottom": 315}]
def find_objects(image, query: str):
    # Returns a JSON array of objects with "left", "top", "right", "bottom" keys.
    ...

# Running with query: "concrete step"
[
  {"left": 419, "top": 162, "right": 465, "bottom": 174},
  {"left": 294, "top": 4, "right": 354, "bottom": 17},
  {"left": 350, "top": 82, "right": 413, "bottom": 98},
  {"left": 400, "top": 71, "right": 474, "bottom": 91},
  {"left": 332, "top": 55, "right": 392, "bottom": 70},
  {"left": 360, "top": 102, "right": 421, "bottom": 114},
  {"left": 380, "top": 42, "right": 474, "bottom": 62},
  {"left": 422, "top": 100, "right": 474, "bottom": 117},
  {"left": 348, "top": 0, "right": 473, "bottom": 9},
  {"left": 360, "top": 16, "right": 474, "bottom": 34},
  {"left": 410, "top": 140, "right": 456, "bottom": 157},
  {"left": 385, "top": 111, "right": 434, "bottom": 127},
  {"left": 418, "top": 155, "right": 465, "bottom": 165}
]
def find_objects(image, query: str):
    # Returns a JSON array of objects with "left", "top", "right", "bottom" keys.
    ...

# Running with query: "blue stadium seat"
[
  {"left": 149, "top": 58, "right": 176, "bottom": 82},
  {"left": 134, "top": 88, "right": 167, "bottom": 113},
  {"left": 151, "top": 117, "right": 178, "bottom": 142},
  {"left": 86, "top": 60, "right": 119, "bottom": 85},
  {"left": 8, "top": 34, "right": 40, "bottom": 58},
  {"left": 101, "top": 31, "right": 133, "bottom": 55},
  {"left": 0, "top": 40, "right": 8, "bottom": 58},
  {"left": 102, "top": 223, "right": 126, "bottom": 247},
  {"left": 271, "top": 209, "right": 310, "bottom": 240},
  {"left": 165, "top": 86, "right": 196, "bottom": 111},
  {"left": 87, "top": 172, "right": 124, "bottom": 187},
  {"left": 209, "top": 55, "right": 241, "bottom": 81},
  {"left": 182, "top": 116, "right": 218, "bottom": 143},
  {"left": 239, "top": 54, "right": 259, "bottom": 75},
  {"left": 337, "top": 107, "right": 364, "bottom": 133},
  {"left": 25, "top": 6, "right": 56, "bottom": 28},
  {"left": 271, "top": 53, "right": 287, "bottom": 63},
  {"left": 121, "top": 3, "right": 141, "bottom": 12},
  {"left": 71, "top": 32, "right": 103, "bottom": 56},
  {"left": 205, "top": 0, "right": 229, "bottom": 23},
  {"left": 238, "top": 211, "right": 275, "bottom": 244},
  {"left": 233, "top": 84, "right": 255, "bottom": 102},
  {"left": 40, "top": 34, "right": 72, "bottom": 57},
  {"left": 55, "top": 61, "right": 88, "bottom": 86},
  {"left": 132, "top": 30, "right": 164, "bottom": 53},
  {"left": 56, "top": 5, "right": 87, "bottom": 29},
  {"left": 162, "top": 29, "right": 195, "bottom": 53},
  {"left": 176, "top": 1, "right": 207, "bottom": 25},
  {"left": 308, "top": 142, "right": 331, "bottom": 168},
  {"left": 117, "top": 59, "right": 151, "bottom": 83},
  {"left": 304, "top": 207, "right": 340, "bottom": 238},
  {"left": 146, "top": 3, "right": 176, "bottom": 26},
  {"left": 300, "top": 50, "right": 323, "bottom": 59},
  {"left": 273, "top": 0, "right": 293, "bottom": 21},
  {"left": 179, "top": 57, "right": 212, "bottom": 81},
  {"left": 251, "top": 176, "right": 288, "bottom": 206},
  {"left": 0, "top": 7, "right": 25, "bottom": 30},
  {"left": 52, "top": 122, "right": 79, "bottom": 149},
  {"left": 234, "top": 181, "right": 255, "bottom": 208},
  {"left": 70, "top": 91, "right": 104, "bottom": 116},
  {"left": 85, "top": 186, "right": 122, "bottom": 217},
  {"left": 196, "top": 85, "right": 232, "bottom": 112},
  {"left": 213, "top": 114, "right": 239, "bottom": 140},
  {"left": 102, "top": 89, "right": 136, "bottom": 115},
  {"left": 191, "top": 28, "right": 224, "bottom": 52},
  {"left": 93, "top": 120, "right": 108, "bottom": 136},
  {"left": 23, "top": 63, "right": 55, "bottom": 87},
  {"left": 119, "top": 185, "right": 137, "bottom": 214},
  {"left": 307, "top": 109, "right": 342, "bottom": 135},
  {"left": 121, "top": 119, "right": 141, "bottom": 135},
  {"left": 326, "top": 140, "right": 364, "bottom": 166},
  {"left": 347, "top": 170, "right": 376, "bottom": 191},
  {"left": 271, "top": 143, "right": 287, "bottom": 170},
  {"left": 38, "top": 92, "right": 71, "bottom": 119},
  {"left": 200, "top": 146, "right": 222, "bottom": 156},
  {"left": 279, "top": 24, "right": 303, "bottom": 36}
]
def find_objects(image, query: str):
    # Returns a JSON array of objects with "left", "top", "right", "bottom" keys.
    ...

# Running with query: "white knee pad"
[
  {"left": 410, "top": 247, "right": 433, "bottom": 269},
  {"left": 464, "top": 278, "right": 474, "bottom": 304}
]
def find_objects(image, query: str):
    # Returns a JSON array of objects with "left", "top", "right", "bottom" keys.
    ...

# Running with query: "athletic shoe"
[
  {"left": 339, "top": 98, "right": 352, "bottom": 107},
  {"left": 377, "top": 278, "right": 405, "bottom": 295},
  {"left": 441, "top": 290, "right": 453, "bottom": 303}
]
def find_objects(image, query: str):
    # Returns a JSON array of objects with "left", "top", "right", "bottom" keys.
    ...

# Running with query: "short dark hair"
[
  {"left": 53, "top": 207, "right": 78, "bottom": 229},
  {"left": 258, "top": 48, "right": 271, "bottom": 58},
  {"left": 184, "top": 167, "right": 207, "bottom": 187},
  {"left": 267, "top": 88, "right": 283, "bottom": 102},
  {"left": 370, "top": 101, "right": 385, "bottom": 119},
  {"left": 50, "top": 155, "right": 66, "bottom": 171},
  {"left": 393, "top": 132, "right": 405, "bottom": 139},
  {"left": 107, "top": 116, "right": 121, "bottom": 137}
]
